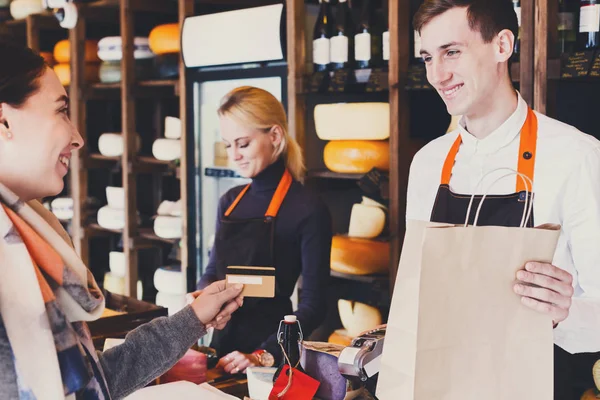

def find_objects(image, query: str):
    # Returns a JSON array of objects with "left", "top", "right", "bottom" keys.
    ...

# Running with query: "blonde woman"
[{"left": 191, "top": 86, "right": 333, "bottom": 374}]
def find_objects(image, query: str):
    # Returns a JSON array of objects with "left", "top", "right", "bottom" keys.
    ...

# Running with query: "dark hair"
[
  {"left": 414, "top": 0, "right": 519, "bottom": 44},
  {"left": 0, "top": 41, "right": 47, "bottom": 108}
]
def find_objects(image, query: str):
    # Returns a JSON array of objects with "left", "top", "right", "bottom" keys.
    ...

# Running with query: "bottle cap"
[{"left": 284, "top": 315, "right": 297, "bottom": 323}]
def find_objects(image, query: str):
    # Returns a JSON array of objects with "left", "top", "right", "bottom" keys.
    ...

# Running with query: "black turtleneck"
[{"left": 198, "top": 158, "right": 332, "bottom": 359}]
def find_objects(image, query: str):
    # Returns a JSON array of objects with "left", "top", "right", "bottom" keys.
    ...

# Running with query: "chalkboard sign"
[
  {"left": 328, "top": 69, "right": 350, "bottom": 93},
  {"left": 561, "top": 51, "right": 595, "bottom": 79},
  {"left": 406, "top": 64, "right": 432, "bottom": 90},
  {"left": 365, "top": 68, "right": 389, "bottom": 92},
  {"left": 306, "top": 71, "right": 329, "bottom": 93},
  {"left": 589, "top": 52, "right": 600, "bottom": 78}
]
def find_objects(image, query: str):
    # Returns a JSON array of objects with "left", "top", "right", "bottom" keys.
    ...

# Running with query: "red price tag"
[{"left": 268, "top": 365, "right": 320, "bottom": 400}]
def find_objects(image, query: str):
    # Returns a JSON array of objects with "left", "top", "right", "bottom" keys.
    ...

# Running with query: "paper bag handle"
[{"left": 465, "top": 168, "right": 534, "bottom": 228}]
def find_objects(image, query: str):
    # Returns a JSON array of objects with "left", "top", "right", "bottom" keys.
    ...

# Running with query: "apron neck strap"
[
  {"left": 440, "top": 107, "right": 538, "bottom": 192},
  {"left": 224, "top": 169, "right": 293, "bottom": 218}
]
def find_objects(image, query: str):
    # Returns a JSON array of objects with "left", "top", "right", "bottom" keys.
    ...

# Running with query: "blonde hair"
[{"left": 217, "top": 86, "right": 305, "bottom": 181}]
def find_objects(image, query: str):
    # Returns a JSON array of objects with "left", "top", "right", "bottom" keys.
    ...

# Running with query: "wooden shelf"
[
  {"left": 136, "top": 156, "right": 180, "bottom": 176},
  {"left": 88, "top": 80, "right": 179, "bottom": 98},
  {"left": 3, "top": 13, "right": 61, "bottom": 30},
  {"left": 87, "top": 153, "right": 121, "bottom": 169},
  {"left": 85, "top": 0, "right": 177, "bottom": 14},
  {"left": 138, "top": 228, "right": 180, "bottom": 245},
  {"left": 86, "top": 223, "right": 123, "bottom": 236},
  {"left": 306, "top": 170, "right": 363, "bottom": 180},
  {"left": 331, "top": 270, "right": 389, "bottom": 284}
]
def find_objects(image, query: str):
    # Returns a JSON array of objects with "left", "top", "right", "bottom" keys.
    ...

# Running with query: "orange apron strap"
[
  {"left": 441, "top": 135, "right": 463, "bottom": 185},
  {"left": 224, "top": 184, "right": 251, "bottom": 217},
  {"left": 516, "top": 108, "right": 538, "bottom": 193},
  {"left": 265, "top": 169, "right": 293, "bottom": 218}
]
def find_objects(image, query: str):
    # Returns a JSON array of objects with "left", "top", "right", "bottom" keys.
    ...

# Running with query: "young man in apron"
[{"left": 407, "top": 1, "right": 600, "bottom": 398}]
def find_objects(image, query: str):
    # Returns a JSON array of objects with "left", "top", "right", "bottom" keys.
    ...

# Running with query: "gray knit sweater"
[{"left": 0, "top": 305, "right": 206, "bottom": 400}]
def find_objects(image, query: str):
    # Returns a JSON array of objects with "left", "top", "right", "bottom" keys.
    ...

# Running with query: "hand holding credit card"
[{"left": 226, "top": 266, "right": 276, "bottom": 298}]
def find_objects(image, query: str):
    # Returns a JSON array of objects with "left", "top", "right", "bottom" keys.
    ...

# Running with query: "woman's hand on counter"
[
  {"left": 216, "top": 351, "right": 259, "bottom": 374},
  {"left": 513, "top": 262, "right": 574, "bottom": 326},
  {"left": 188, "top": 280, "right": 244, "bottom": 328}
]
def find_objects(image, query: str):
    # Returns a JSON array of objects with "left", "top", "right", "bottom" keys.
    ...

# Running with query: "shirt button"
[{"left": 523, "top": 151, "right": 532, "bottom": 160}]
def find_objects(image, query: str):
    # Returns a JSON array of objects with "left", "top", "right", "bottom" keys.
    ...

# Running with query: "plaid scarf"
[{"left": 0, "top": 183, "right": 108, "bottom": 399}]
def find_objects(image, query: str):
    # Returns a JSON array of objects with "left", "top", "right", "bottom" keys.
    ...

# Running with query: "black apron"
[
  {"left": 430, "top": 109, "right": 598, "bottom": 399},
  {"left": 209, "top": 169, "right": 293, "bottom": 357}
]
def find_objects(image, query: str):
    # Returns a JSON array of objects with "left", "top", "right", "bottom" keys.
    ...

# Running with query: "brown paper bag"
[{"left": 376, "top": 219, "right": 560, "bottom": 400}]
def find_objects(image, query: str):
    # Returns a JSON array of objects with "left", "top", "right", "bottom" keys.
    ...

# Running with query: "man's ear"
[
  {"left": 495, "top": 29, "right": 516, "bottom": 63},
  {"left": 0, "top": 104, "right": 12, "bottom": 140}
]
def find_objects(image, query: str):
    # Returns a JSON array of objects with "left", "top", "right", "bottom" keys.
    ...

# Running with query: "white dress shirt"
[{"left": 406, "top": 92, "right": 600, "bottom": 354}]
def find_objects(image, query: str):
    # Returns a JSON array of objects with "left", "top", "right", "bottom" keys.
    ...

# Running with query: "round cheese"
[
  {"left": 324, "top": 140, "right": 389, "bottom": 174},
  {"left": 97, "top": 36, "right": 154, "bottom": 61},
  {"left": 40, "top": 51, "right": 54, "bottom": 66},
  {"left": 149, "top": 23, "right": 180, "bottom": 55},
  {"left": 50, "top": 197, "right": 73, "bottom": 221},
  {"left": 53, "top": 39, "right": 100, "bottom": 63},
  {"left": 98, "top": 132, "right": 141, "bottom": 156},
  {"left": 328, "top": 329, "right": 353, "bottom": 347},
  {"left": 97, "top": 206, "right": 125, "bottom": 230},
  {"left": 156, "top": 291, "right": 186, "bottom": 316},
  {"left": 331, "top": 235, "right": 390, "bottom": 275},
  {"left": 9, "top": 0, "right": 43, "bottom": 20},
  {"left": 53, "top": 62, "right": 99, "bottom": 86},
  {"left": 348, "top": 203, "right": 386, "bottom": 239},
  {"left": 153, "top": 265, "right": 185, "bottom": 295},
  {"left": 338, "top": 300, "right": 382, "bottom": 337},
  {"left": 152, "top": 138, "right": 181, "bottom": 161},
  {"left": 105, "top": 186, "right": 124, "bottom": 210},
  {"left": 164, "top": 116, "right": 182, "bottom": 139},
  {"left": 154, "top": 215, "right": 182, "bottom": 239},
  {"left": 98, "top": 60, "right": 121, "bottom": 83},
  {"left": 109, "top": 251, "right": 125, "bottom": 277},
  {"left": 361, "top": 196, "right": 387, "bottom": 210},
  {"left": 594, "top": 360, "right": 600, "bottom": 390},
  {"left": 314, "top": 102, "right": 390, "bottom": 141},
  {"left": 103, "top": 272, "right": 143, "bottom": 300}
]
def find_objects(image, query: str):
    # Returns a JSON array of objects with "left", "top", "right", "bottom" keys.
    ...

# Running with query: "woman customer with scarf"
[{"left": 0, "top": 41, "right": 243, "bottom": 400}]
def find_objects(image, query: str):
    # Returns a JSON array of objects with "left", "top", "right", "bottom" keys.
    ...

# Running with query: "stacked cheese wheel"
[
  {"left": 328, "top": 300, "right": 382, "bottom": 346},
  {"left": 97, "top": 36, "right": 155, "bottom": 83},
  {"left": 152, "top": 116, "right": 181, "bottom": 161},
  {"left": 315, "top": 102, "right": 390, "bottom": 174},
  {"left": 103, "top": 251, "right": 143, "bottom": 301},
  {"left": 9, "top": 0, "right": 42, "bottom": 20},
  {"left": 149, "top": 23, "right": 180, "bottom": 79},
  {"left": 53, "top": 40, "right": 101, "bottom": 86},
  {"left": 154, "top": 265, "right": 186, "bottom": 316}
]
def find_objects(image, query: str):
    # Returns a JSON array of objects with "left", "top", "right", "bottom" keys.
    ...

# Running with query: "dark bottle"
[
  {"left": 313, "top": 0, "right": 333, "bottom": 72},
  {"left": 559, "top": 0, "right": 578, "bottom": 54},
  {"left": 355, "top": 0, "right": 380, "bottom": 69},
  {"left": 382, "top": 0, "right": 389, "bottom": 66},
  {"left": 578, "top": 0, "right": 600, "bottom": 50},
  {"left": 330, "top": 0, "right": 354, "bottom": 70},
  {"left": 272, "top": 315, "right": 304, "bottom": 383},
  {"left": 512, "top": 0, "right": 521, "bottom": 60}
]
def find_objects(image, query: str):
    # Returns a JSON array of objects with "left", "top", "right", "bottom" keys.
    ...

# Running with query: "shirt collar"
[{"left": 457, "top": 91, "right": 528, "bottom": 155}]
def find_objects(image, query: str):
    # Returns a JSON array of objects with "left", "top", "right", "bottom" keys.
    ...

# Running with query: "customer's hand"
[
  {"left": 513, "top": 262, "right": 574, "bottom": 326},
  {"left": 189, "top": 280, "right": 244, "bottom": 329},
  {"left": 216, "top": 351, "right": 259, "bottom": 374}
]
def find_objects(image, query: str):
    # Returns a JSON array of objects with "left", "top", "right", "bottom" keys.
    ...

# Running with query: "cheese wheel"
[
  {"left": 331, "top": 235, "right": 390, "bottom": 275},
  {"left": 361, "top": 196, "right": 387, "bottom": 210},
  {"left": 314, "top": 102, "right": 390, "bottom": 141},
  {"left": 53, "top": 63, "right": 100, "bottom": 86},
  {"left": 153, "top": 265, "right": 184, "bottom": 295},
  {"left": 154, "top": 215, "right": 182, "bottom": 239},
  {"left": 155, "top": 291, "right": 186, "bottom": 316},
  {"left": 105, "top": 186, "right": 124, "bottom": 210},
  {"left": 164, "top": 116, "right": 181, "bottom": 139},
  {"left": 152, "top": 138, "right": 181, "bottom": 161},
  {"left": 156, "top": 199, "right": 181, "bottom": 217},
  {"left": 97, "top": 36, "right": 154, "bottom": 61},
  {"left": 328, "top": 329, "right": 353, "bottom": 347},
  {"left": 50, "top": 197, "right": 73, "bottom": 221},
  {"left": 348, "top": 203, "right": 385, "bottom": 239},
  {"left": 323, "top": 140, "right": 389, "bottom": 174},
  {"left": 9, "top": 0, "right": 43, "bottom": 20},
  {"left": 97, "top": 206, "right": 125, "bottom": 230},
  {"left": 40, "top": 51, "right": 54, "bottom": 66},
  {"left": 338, "top": 300, "right": 382, "bottom": 337},
  {"left": 594, "top": 360, "right": 600, "bottom": 390},
  {"left": 53, "top": 39, "right": 100, "bottom": 63},
  {"left": 109, "top": 251, "right": 125, "bottom": 277},
  {"left": 98, "top": 133, "right": 141, "bottom": 156},
  {"left": 103, "top": 272, "right": 143, "bottom": 300},
  {"left": 149, "top": 23, "right": 180, "bottom": 55}
]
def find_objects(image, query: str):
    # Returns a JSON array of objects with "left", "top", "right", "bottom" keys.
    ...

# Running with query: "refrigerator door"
[{"left": 193, "top": 76, "right": 284, "bottom": 282}]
